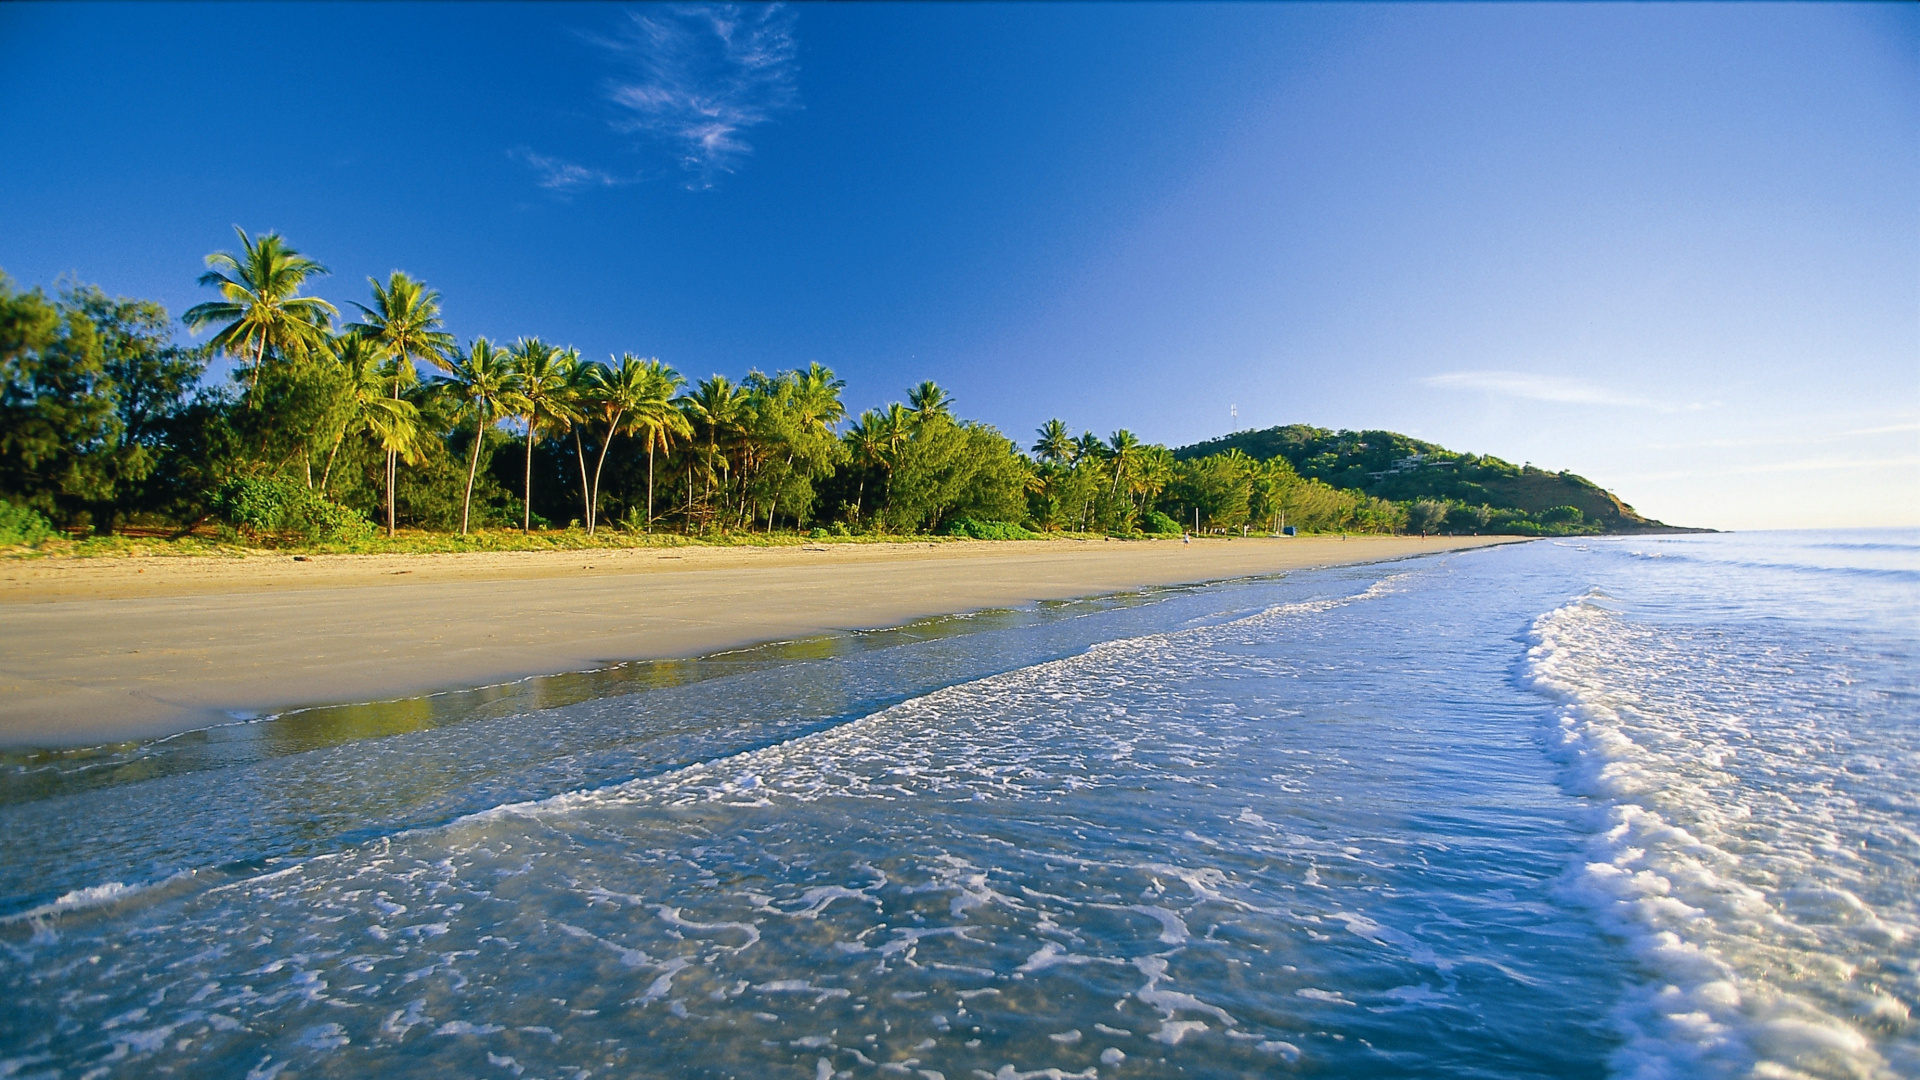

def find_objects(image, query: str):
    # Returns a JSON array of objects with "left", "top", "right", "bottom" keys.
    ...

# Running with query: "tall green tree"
[
  {"left": 506, "top": 338, "right": 573, "bottom": 532},
  {"left": 907, "top": 380, "right": 952, "bottom": 424},
  {"left": 1031, "top": 419, "right": 1073, "bottom": 465},
  {"left": 68, "top": 285, "right": 209, "bottom": 532},
  {"left": 631, "top": 359, "right": 690, "bottom": 528},
  {"left": 682, "top": 374, "right": 749, "bottom": 527},
  {"left": 1, "top": 278, "right": 111, "bottom": 531},
  {"left": 346, "top": 273, "right": 453, "bottom": 536},
  {"left": 581, "top": 354, "right": 657, "bottom": 534},
  {"left": 1073, "top": 430, "right": 1104, "bottom": 464},
  {"left": 555, "top": 349, "right": 600, "bottom": 531},
  {"left": 1106, "top": 429, "right": 1142, "bottom": 496},
  {"left": 0, "top": 278, "right": 211, "bottom": 534},
  {"left": 317, "top": 333, "right": 421, "bottom": 532},
  {"left": 436, "top": 337, "right": 518, "bottom": 535},
  {"left": 842, "top": 408, "right": 889, "bottom": 524},
  {"left": 182, "top": 228, "right": 337, "bottom": 400},
  {"left": 877, "top": 402, "right": 914, "bottom": 511}
]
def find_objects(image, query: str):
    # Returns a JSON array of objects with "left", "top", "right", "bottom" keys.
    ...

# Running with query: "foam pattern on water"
[
  {"left": 1527, "top": 586, "right": 1919, "bottom": 1080},
  {"left": 1, "top": 558, "right": 1623, "bottom": 1079}
]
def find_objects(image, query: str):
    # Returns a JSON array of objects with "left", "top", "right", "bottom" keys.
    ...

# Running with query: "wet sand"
[{"left": 0, "top": 535, "right": 1520, "bottom": 747}]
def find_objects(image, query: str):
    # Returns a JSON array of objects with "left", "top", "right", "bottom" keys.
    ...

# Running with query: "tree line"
[{"left": 3, "top": 229, "right": 1554, "bottom": 546}]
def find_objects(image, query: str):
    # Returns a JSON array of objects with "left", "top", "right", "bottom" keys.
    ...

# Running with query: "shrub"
[
  {"left": 944, "top": 517, "right": 1041, "bottom": 541},
  {"left": 210, "top": 476, "right": 375, "bottom": 543},
  {"left": 1142, "top": 510, "right": 1184, "bottom": 536},
  {"left": 0, "top": 499, "right": 55, "bottom": 546}
]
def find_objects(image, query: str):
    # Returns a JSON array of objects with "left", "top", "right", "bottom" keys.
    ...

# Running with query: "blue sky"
[{"left": 1, "top": 2, "right": 1913, "bottom": 529}]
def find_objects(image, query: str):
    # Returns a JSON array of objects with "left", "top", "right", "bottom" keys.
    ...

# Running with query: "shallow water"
[{"left": 2, "top": 533, "right": 1914, "bottom": 1079}]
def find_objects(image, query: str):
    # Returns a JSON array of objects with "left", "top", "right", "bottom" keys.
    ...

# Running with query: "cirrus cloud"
[
  {"left": 1420, "top": 369, "right": 1706, "bottom": 412},
  {"left": 593, "top": 3, "right": 800, "bottom": 188}
]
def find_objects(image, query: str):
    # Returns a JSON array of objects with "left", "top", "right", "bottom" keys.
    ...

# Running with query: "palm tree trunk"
[
  {"left": 647, "top": 441, "right": 656, "bottom": 529},
  {"left": 589, "top": 411, "right": 622, "bottom": 537},
  {"left": 247, "top": 337, "right": 266, "bottom": 405},
  {"left": 573, "top": 428, "right": 592, "bottom": 534},
  {"left": 461, "top": 415, "right": 485, "bottom": 535},
  {"left": 386, "top": 383, "right": 401, "bottom": 538},
  {"left": 320, "top": 434, "right": 344, "bottom": 495},
  {"left": 522, "top": 417, "right": 536, "bottom": 532}
]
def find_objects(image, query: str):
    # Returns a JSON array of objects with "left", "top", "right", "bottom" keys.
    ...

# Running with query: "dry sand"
[{"left": 0, "top": 535, "right": 1520, "bottom": 747}]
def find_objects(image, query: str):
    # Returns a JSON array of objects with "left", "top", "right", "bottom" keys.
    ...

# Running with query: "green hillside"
[{"left": 1173, "top": 425, "right": 1686, "bottom": 533}]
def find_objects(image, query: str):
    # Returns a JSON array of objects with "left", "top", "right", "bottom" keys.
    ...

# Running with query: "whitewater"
[{"left": 2, "top": 531, "right": 1914, "bottom": 1079}]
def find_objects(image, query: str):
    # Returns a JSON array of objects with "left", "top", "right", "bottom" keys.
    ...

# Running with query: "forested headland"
[{"left": 1, "top": 230, "right": 1677, "bottom": 553}]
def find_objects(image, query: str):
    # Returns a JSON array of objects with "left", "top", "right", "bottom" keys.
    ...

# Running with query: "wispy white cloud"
[
  {"left": 1613, "top": 455, "right": 1920, "bottom": 482},
  {"left": 1419, "top": 369, "right": 1711, "bottom": 412},
  {"left": 1644, "top": 420, "right": 1920, "bottom": 452},
  {"left": 509, "top": 147, "right": 626, "bottom": 192},
  {"left": 592, "top": 4, "right": 799, "bottom": 188}
]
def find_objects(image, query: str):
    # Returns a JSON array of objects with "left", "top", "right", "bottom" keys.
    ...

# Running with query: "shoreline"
[{"left": 0, "top": 535, "right": 1522, "bottom": 748}]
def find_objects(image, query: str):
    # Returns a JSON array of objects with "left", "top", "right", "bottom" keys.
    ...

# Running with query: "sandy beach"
[{"left": 0, "top": 535, "right": 1518, "bottom": 747}]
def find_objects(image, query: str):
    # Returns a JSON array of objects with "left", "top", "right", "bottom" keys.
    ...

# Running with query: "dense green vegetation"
[
  {"left": 1, "top": 231, "right": 1666, "bottom": 552},
  {"left": 1175, "top": 424, "right": 1675, "bottom": 536}
]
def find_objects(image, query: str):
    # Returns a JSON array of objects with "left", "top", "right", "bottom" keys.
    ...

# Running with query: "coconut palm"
[
  {"left": 346, "top": 273, "right": 454, "bottom": 537},
  {"left": 583, "top": 354, "right": 659, "bottom": 533},
  {"left": 1073, "top": 430, "right": 1104, "bottom": 464},
  {"left": 1106, "top": 429, "right": 1142, "bottom": 495},
  {"left": 1031, "top": 419, "right": 1073, "bottom": 464},
  {"left": 790, "top": 363, "right": 847, "bottom": 440},
  {"left": 554, "top": 349, "right": 602, "bottom": 531},
  {"left": 630, "top": 359, "right": 690, "bottom": 528},
  {"left": 907, "top": 380, "right": 952, "bottom": 424},
  {"left": 876, "top": 402, "right": 914, "bottom": 509},
  {"left": 316, "top": 333, "right": 421, "bottom": 533},
  {"left": 437, "top": 337, "right": 518, "bottom": 535},
  {"left": 346, "top": 272, "right": 454, "bottom": 378},
  {"left": 507, "top": 338, "right": 575, "bottom": 532},
  {"left": 682, "top": 375, "right": 750, "bottom": 524},
  {"left": 1132, "top": 445, "right": 1174, "bottom": 512},
  {"left": 182, "top": 227, "right": 337, "bottom": 399},
  {"left": 843, "top": 408, "right": 892, "bottom": 523}
]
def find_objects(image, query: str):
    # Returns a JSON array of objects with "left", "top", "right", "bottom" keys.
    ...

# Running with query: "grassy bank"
[
  {"left": 0, "top": 522, "right": 1422, "bottom": 561},
  {"left": 1, "top": 525, "right": 1234, "bottom": 560}
]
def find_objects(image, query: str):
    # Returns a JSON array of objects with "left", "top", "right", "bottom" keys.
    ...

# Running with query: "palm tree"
[
  {"left": 507, "top": 338, "right": 575, "bottom": 532},
  {"left": 583, "top": 354, "right": 657, "bottom": 534},
  {"left": 907, "top": 380, "right": 952, "bottom": 424},
  {"left": 1132, "top": 445, "right": 1174, "bottom": 513},
  {"left": 437, "top": 337, "right": 518, "bottom": 535},
  {"left": 683, "top": 375, "right": 749, "bottom": 526},
  {"left": 1107, "top": 429, "right": 1142, "bottom": 495},
  {"left": 316, "top": 333, "right": 421, "bottom": 531},
  {"left": 1032, "top": 419, "right": 1073, "bottom": 464},
  {"left": 630, "top": 359, "right": 690, "bottom": 528},
  {"left": 1071, "top": 431, "right": 1105, "bottom": 530},
  {"left": 791, "top": 363, "right": 847, "bottom": 439},
  {"left": 182, "top": 227, "right": 337, "bottom": 400},
  {"left": 346, "top": 272, "right": 454, "bottom": 537},
  {"left": 1073, "top": 430, "right": 1104, "bottom": 464},
  {"left": 556, "top": 349, "right": 601, "bottom": 531},
  {"left": 843, "top": 409, "right": 889, "bottom": 523},
  {"left": 877, "top": 402, "right": 914, "bottom": 511}
]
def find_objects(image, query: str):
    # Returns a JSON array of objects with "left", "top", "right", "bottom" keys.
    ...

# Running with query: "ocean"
[{"left": 2, "top": 531, "right": 1914, "bottom": 1079}]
